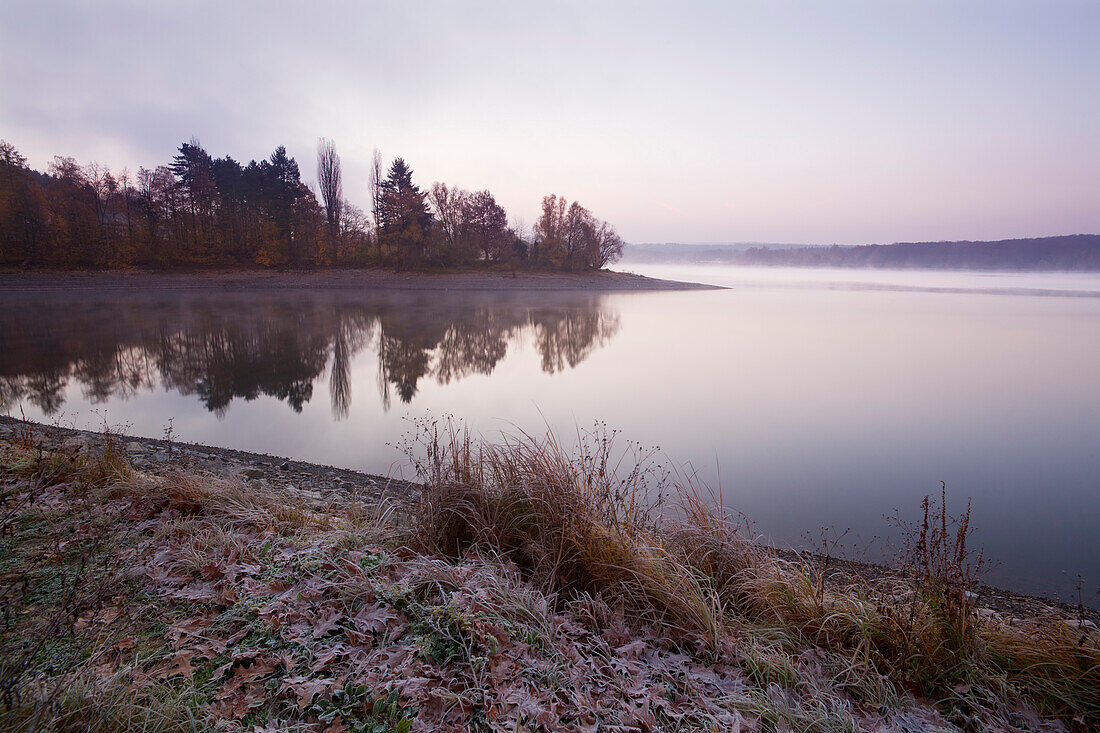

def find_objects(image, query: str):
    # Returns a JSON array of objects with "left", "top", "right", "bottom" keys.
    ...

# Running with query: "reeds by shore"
[{"left": 402, "top": 419, "right": 1099, "bottom": 729}]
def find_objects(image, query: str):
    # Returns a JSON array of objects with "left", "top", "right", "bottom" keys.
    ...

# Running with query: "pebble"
[{"left": 62, "top": 436, "right": 87, "bottom": 451}]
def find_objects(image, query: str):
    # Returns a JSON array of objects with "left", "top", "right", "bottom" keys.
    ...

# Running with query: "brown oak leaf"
[
  {"left": 280, "top": 674, "right": 335, "bottom": 709},
  {"left": 312, "top": 608, "right": 344, "bottom": 637},
  {"left": 153, "top": 649, "right": 196, "bottom": 679},
  {"left": 353, "top": 603, "right": 403, "bottom": 634}
]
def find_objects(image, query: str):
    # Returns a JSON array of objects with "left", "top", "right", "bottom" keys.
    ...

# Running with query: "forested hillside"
[{"left": 624, "top": 236, "right": 1100, "bottom": 270}]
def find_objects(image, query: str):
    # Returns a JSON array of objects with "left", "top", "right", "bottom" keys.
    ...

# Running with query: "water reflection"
[{"left": 0, "top": 292, "right": 620, "bottom": 419}]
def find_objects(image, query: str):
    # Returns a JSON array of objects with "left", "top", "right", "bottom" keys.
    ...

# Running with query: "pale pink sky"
[{"left": 2, "top": 1, "right": 1097, "bottom": 244}]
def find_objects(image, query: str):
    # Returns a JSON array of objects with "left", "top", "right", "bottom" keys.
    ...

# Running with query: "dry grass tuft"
[
  {"left": 403, "top": 419, "right": 760, "bottom": 646},
  {"left": 402, "top": 418, "right": 1100, "bottom": 728},
  {"left": 2, "top": 671, "right": 211, "bottom": 733}
]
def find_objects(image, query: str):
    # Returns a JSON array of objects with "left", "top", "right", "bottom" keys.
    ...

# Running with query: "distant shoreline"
[
  {"left": 621, "top": 233, "right": 1100, "bottom": 271},
  {"left": 0, "top": 267, "right": 719, "bottom": 293}
]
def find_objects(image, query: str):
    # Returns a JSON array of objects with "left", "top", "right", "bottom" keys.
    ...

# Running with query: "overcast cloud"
[{"left": 2, "top": 0, "right": 1097, "bottom": 244}]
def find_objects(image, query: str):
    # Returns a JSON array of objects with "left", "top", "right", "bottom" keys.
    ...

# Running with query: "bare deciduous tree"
[
  {"left": 429, "top": 182, "right": 469, "bottom": 259},
  {"left": 593, "top": 221, "right": 624, "bottom": 268},
  {"left": 368, "top": 148, "right": 383, "bottom": 233},
  {"left": 317, "top": 138, "right": 342, "bottom": 264}
]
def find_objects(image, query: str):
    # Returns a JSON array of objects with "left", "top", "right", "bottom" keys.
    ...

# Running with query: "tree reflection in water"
[{"left": 0, "top": 291, "right": 620, "bottom": 419}]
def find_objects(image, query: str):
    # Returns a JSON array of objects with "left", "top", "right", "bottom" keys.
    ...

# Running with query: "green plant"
[{"left": 310, "top": 686, "right": 413, "bottom": 733}]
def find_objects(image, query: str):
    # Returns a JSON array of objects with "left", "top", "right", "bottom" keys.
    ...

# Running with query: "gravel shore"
[
  {"left": 0, "top": 268, "right": 718, "bottom": 293},
  {"left": 0, "top": 416, "right": 419, "bottom": 508}
]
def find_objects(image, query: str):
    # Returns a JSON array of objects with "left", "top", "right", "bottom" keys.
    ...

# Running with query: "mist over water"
[{"left": 3, "top": 267, "right": 1098, "bottom": 603}]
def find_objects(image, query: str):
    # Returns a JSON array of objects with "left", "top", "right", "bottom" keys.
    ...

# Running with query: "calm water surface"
[{"left": 3, "top": 266, "right": 1099, "bottom": 602}]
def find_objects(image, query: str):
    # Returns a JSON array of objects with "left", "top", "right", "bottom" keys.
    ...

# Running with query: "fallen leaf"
[
  {"left": 153, "top": 649, "right": 196, "bottom": 679},
  {"left": 209, "top": 661, "right": 233, "bottom": 682},
  {"left": 312, "top": 608, "right": 344, "bottom": 637},
  {"left": 210, "top": 683, "right": 266, "bottom": 720},
  {"left": 280, "top": 674, "right": 335, "bottom": 709},
  {"left": 353, "top": 603, "right": 403, "bottom": 634}
]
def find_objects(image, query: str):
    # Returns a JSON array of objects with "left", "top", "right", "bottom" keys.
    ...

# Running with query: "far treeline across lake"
[
  {"left": 0, "top": 139, "right": 623, "bottom": 272},
  {"left": 625, "top": 234, "right": 1100, "bottom": 271}
]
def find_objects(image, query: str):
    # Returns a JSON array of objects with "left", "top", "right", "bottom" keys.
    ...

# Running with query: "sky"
[{"left": 2, "top": 0, "right": 1098, "bottom": 245}]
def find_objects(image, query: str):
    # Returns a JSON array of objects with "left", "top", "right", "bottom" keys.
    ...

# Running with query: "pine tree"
[
  {"left": 170, "top": 139, "right": 217, "bottom": 260},
  {"left": 376, "top": 158, "right": 433, "bottom": 269},
  {"left": 261, "top": 146, "right": 310, "bottom": 266}
]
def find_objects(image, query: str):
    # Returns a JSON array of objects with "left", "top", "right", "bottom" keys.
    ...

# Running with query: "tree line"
[
  {"left": 731, "top": 235, "right": 1100, "bottom": 270},
  {"left": 0, "top": 138, "right": 623, "bottom": 271},
  {"left": 623, "top": 235, "right": 1100, "bottom": 271}
]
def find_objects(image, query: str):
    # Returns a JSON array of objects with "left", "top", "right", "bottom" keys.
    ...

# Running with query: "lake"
[{"left": 3, "top": 266, "right": 1098, "bottom": 603}]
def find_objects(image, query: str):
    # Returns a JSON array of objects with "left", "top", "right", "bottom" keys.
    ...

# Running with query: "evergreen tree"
[
  {"left": 0, "top": 141, "right": 44, "bottom": 265},
  {"left": 260, "top": 146, "right": 311, "bottom": 266},
  {"left": 170, "top": 139, "right": 217, "bottom": 260},
  {"left": 376, "top": 158, "right": 433, "bottom": 269}
]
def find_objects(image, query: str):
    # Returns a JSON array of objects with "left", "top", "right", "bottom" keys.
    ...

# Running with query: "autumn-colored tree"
[
  {"left": 533, "top": 194, "right": 622, "bottom": 270},
  {"left": 0, "top": 139, "right": 626, "bottom": 273},
  {"left": 533, "top": 194, "right": 568, "bottom": 268},
  {"left": 45, "top": 156, "right": 100, "bottom": 266}
]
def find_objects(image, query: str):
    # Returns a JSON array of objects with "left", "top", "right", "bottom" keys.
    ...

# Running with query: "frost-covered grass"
[
  {"left": 0, "top": 425, "right": 1096, "bottom": 732},
  {"left": 403, "top": 419, "right": 1099, "bottom": 731}
]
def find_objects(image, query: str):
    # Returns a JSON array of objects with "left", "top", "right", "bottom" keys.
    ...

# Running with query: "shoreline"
[
  {"left": 0, "top": 267, "right": 719, "bottom": 293},
  {"left": 0, "top": 415, "right": 416, "bottom": 508},
  {"left": 3, "top": 415, "right": 1094, "bottom": 625},
  {"left": 4, "top": 414, "right": 1098, "bottom": 730}
]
